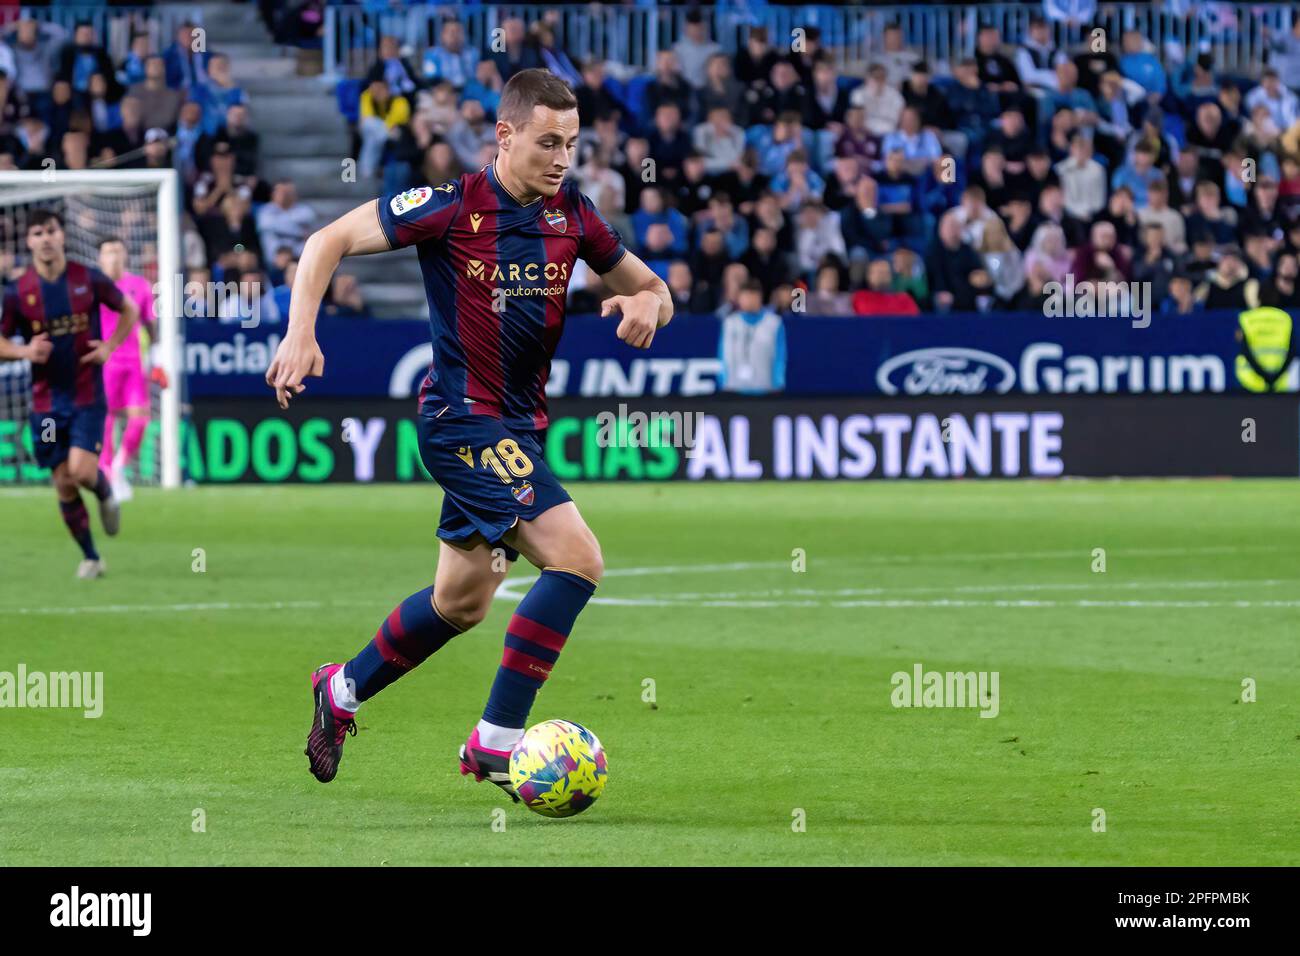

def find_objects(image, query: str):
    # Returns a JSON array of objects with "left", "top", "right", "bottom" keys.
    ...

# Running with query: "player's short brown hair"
[
  {"left": 497, "top": 68, "right": 578, "bottom": 131},
  {"left": 26, "top": 209, "right": 63, "bottom": 235}
]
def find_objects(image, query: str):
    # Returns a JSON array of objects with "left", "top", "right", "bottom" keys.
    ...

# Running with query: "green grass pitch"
[{"left": 1, "top": 480, "right": 1297, "bottom": 866}]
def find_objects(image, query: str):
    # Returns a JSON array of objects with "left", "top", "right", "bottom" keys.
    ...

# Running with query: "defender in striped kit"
[{"left": 267, "top": 69, "right": 673, "bottom": 796}]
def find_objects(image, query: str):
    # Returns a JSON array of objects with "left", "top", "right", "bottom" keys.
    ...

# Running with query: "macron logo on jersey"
[{"left": 390, "top": 186, "right": 434, "bottom": 216}]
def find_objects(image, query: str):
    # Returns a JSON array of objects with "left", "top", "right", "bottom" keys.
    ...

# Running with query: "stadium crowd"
[
  {"left": 0, "top": 10, "right": 366, "bottom": 322},
  {"left": 343, "top": 8, "right": 1300, "bottom": 320}
]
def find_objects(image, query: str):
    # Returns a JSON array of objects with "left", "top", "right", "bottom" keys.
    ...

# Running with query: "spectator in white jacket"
[
  {"left": 1245, "top": 69, "right": 1300, "bottom": 132},
  {"left": 693, "top": 106, "right": 745, "bottom": 175},
  {"left": 256, "top": 181, "right": 317, "bottom": 259},
  {"left": 794, "top": 200, "right": 846, "bottom": 278},
  {"left": 850, "top": 63, "right": 904, "bottom": 137},
  {"left": 1054, "top": 132, "right": 1107, "bottom": 221}
]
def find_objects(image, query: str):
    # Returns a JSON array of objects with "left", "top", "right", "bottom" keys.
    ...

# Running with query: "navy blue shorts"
[
  {"left": 417, "top": 410, "right": 571, "bottom": 562},
  {"left": 29, "top": 406, "right": 106, "bottom": 471}
]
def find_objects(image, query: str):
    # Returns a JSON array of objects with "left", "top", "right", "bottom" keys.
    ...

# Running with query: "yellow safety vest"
[{"left": 1235, "top": 307, "right": 1294, "bottom": 392}]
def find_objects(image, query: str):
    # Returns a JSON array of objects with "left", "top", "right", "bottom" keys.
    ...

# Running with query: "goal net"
[{"left": 0, "top": 170, "right": 182, "bottom": 488}]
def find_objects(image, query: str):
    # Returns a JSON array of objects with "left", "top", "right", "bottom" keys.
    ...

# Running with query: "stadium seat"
[
  {"left": 1161, "top": 112, "right": 1186, "bottom": 149},
  {"left": 618, "top": 74, "right": 652, "bottom": 125},
  {"left": 336, "top": 78, "right": 363, "bottom": 125}
]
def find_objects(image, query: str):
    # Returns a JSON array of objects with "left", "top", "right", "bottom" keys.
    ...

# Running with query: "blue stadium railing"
[
  {"left": 321, "top": 2, "right": 1292, "bottom": 82},
  {"left": 10, "top": 5, "right": 203, "bottom": 64}
]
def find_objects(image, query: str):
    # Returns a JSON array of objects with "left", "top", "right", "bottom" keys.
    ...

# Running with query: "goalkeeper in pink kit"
[{"left": 97, "top": 238, "right": 164, "bottom": 500}]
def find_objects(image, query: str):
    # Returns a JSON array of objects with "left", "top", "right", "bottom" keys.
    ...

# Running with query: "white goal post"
[{"left": 0, "top": 169, "right": 183, "bottom": 489}]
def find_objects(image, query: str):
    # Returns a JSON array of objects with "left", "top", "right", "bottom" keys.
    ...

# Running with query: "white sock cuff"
[
  {"left": 476, "top": 719, "right": 523, "bottom": 752},
  {"left": 330, "top": 667, "right": 361, "bottom": 713}
]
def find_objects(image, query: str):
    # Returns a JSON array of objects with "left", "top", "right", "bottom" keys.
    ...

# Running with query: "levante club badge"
[
  {"left": 511, "top": 481, "right": 535, "bottom": 506},
  {"left": 543, "top": 207, "right": 567, "bottom": 233}
]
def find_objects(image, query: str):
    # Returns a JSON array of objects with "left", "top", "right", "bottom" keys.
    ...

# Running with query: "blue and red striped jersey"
[
  {"left": 377, "top": 162, "right": 627, "bottom": 430},
  {"left": 1, "top": 261, "right": 126, "bottom": 414}
]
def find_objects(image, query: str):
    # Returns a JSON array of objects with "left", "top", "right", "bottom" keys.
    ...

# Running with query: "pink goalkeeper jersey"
[{"left": 99, "top": 271, "right": 155, "bottom": 368}]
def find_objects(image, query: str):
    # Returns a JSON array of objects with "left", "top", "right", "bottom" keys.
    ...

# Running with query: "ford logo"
[{"left": 877, "top": 347, "right": 1016, "bottom": 396}]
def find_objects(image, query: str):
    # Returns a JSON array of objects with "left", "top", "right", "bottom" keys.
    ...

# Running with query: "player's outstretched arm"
[
  {"left": 598, "top": 250, "right": 673, "bottom": 350},
  {"left": 266, "top": 199, "right": 390, "bottom": 409}
]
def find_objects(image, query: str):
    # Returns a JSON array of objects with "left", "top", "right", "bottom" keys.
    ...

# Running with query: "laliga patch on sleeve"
[{"left": 390, "top": 186, "right": 435, "bottom": 216}]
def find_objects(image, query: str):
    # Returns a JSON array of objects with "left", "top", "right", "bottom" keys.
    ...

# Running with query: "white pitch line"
[
  {"left": 599, "top": 561, "right": 790, "bottom": 577},
  {"left": 4, "top": 553, "right": 1292, "bottom": 615},
  {"left": 611, "top": 579, "right": 1299, "bottom": 602},
  {"left": 830, "top": 599, "right": 1300, "bottom": 610},
  {"left": 855, "top": 544, "right": 1287, "bottom": 564},
  {"left": 9, "top": 593, "right": 1295, "bottom": 613},
  {"left": 4, "top": 600, "right": 337, "bottom": 616},
  {"left": 494, "top": 547, "right": 1294, "bottom": 604},
  {"left": 589, "top": 545, "right": 1287, "bottom": 575},
  {"left": 587, "top": 597, "right": 1300, "bottom": 610}
]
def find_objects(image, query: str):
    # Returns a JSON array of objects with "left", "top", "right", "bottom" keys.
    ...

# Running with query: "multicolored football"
[{"left": 509, "top": 719, "right": 607, "bottom": 817}]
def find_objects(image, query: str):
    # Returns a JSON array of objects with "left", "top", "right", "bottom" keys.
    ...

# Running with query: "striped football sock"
[
  {"left": 59, "top": 495, "right": 99, "bottom": 561},
  {"left": 340, "top": 587, "right": 463, "bottom": 706},
  {"left": 480, "top": 568, "right": 597, "bottom": 731}
]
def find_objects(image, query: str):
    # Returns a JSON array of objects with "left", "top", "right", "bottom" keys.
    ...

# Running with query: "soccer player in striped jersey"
[
  {"left": 267, "top": 69, "right": 673, "bottom": 796},
  {"left": 0, "top": 210, "right": 141, "bottom": 577}
]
